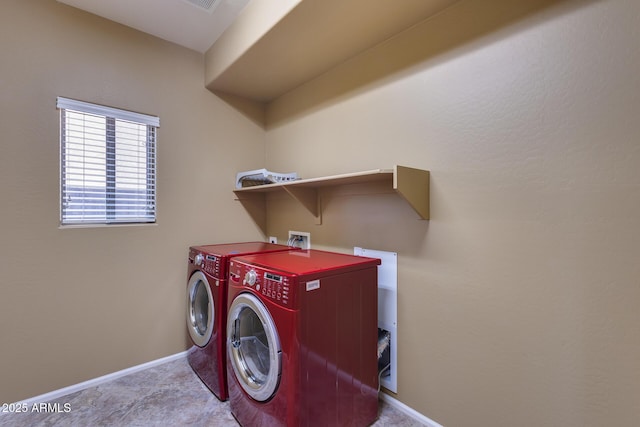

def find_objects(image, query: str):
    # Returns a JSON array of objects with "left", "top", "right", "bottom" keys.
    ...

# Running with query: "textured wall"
[
  {"left": 264, "top": 0, "right": 640, "bottom": 426},
  {"left": 0, "top": 0, "right": 264, "bottom": 403}
]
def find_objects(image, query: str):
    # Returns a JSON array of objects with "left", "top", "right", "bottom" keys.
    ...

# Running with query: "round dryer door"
[
  {"left": 227, "top": 293, "right": 281, "bottom": 402},
  {"left": 187, "top": 271, "right": 214, "bottom": 347}
]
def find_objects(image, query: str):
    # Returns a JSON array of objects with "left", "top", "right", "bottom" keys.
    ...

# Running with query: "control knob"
[
  {"left": 194, "top": 254, "right": 204, "bottom": 266},
  {"left": 244, "top": 269, "right": 258, "bottom": 286}
]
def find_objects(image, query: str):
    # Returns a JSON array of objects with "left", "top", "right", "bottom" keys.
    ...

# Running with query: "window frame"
[{"left": 57, "top": 97, "right": 159, "bottom": 226}]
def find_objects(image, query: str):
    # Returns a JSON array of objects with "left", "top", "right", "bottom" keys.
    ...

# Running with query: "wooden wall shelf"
[{"left": 233, "top": 165, "right": 429, "bottom": 234}]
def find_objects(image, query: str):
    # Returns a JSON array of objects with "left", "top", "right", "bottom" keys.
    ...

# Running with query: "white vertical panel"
[{"left": 354, "top": 247, "right": 398, "bottom": 393}]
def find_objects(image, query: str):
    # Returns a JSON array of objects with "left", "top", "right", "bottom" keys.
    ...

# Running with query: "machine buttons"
[{"left": 259, "top": 276, "right": 290, "bottom": 304}]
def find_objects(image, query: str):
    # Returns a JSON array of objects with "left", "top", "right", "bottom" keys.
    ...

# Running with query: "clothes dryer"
[
  {"left": 226, "top": 249, "right": 381, "bottom": 426},
  {"left": 186, "top": 242, "right": 293, "bottom": 401}
]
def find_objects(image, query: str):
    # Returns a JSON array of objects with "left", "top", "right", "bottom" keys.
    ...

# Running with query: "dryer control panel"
[{"left": 229, "top": 261, "right": 293, "bottom": 306}]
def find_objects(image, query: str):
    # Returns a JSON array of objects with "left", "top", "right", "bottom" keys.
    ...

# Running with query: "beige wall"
[
  {"left": 204, "top": 0, "right": 301, "bottom": 85},
  {"left": 0, "top": 0, "right": 264, "bottom": 403},
  {"left": 264, "top": 0, "right": 640, "bottom": 426},
  {"left": 3, "top": 0, "right": 639, "bottom": 425}
]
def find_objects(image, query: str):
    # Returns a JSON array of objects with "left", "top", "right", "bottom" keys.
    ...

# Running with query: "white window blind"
[{"left": 57, "top": 97, "right": 159, "bottom": 225}]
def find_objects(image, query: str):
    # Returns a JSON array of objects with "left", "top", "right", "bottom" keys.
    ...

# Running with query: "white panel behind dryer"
[{"left": 354, "top": 247, "right": 397, "bottom": 393}]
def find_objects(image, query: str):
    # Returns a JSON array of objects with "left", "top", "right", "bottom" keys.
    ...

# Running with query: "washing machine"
[
  {"left": 186, "top": 242, "right": 293, "bottom": 401},
  {"left": 226, "top": 249, "right": 381, "bottom": 426}
]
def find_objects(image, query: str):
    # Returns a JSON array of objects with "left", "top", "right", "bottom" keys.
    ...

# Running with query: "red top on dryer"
[{"left": 233, "top": 249, "right": 381, "bottom": 281}]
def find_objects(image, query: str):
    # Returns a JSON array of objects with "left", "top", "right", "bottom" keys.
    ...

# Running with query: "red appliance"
[
  {"left": 226, "top": 249, "right": 381, "bottom": 426},
  {"left": 186, "top": 242, "right": 293, "bottom": 401}
]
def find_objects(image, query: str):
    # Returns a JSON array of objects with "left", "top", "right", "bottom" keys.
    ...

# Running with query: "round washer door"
[
  {"left": 187, "top": 271, "right": 214, "bottom": 347},
  {"left": 227, "top": 292, "right": 281, "bottom": 402}
]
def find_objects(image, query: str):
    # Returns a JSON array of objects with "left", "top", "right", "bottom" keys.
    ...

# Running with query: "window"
[{"left": 57, "top": 97, "right": 159, "bottom": 225}]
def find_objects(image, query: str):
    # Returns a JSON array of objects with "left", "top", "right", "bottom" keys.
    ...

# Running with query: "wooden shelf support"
[
  {"left": 393, "top": 165, "right": 430, "bottom": 220},
  {"left": 282, "top": 186, "right": 322, "bottom": 224},
  {"left": 233, "top": 191, "right": 267, "bottom": 234}
]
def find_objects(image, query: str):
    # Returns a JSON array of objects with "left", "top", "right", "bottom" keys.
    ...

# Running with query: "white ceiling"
[{"left": 57, "top": 0, "right": 251, "bottom": 53}]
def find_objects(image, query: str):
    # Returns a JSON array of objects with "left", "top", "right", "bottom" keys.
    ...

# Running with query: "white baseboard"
[
  {"left": 10, "top": 351, "right": 188, "bottom": 407},
  {"left": 380, "top": 392, "right": 444, "bottom": 427}
]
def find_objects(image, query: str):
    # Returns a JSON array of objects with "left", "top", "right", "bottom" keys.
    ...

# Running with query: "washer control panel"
[
  {"left": 190, "top": 249, "right": 221, "bottom": 278},
  {"left": 230, "top": 261, "right": 293, "bottom": 306}
]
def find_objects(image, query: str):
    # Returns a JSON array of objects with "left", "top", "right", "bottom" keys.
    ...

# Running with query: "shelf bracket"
[
  {"left": 283, "top": 186, "right": 322, "bottom": 224},
  {"left": 393, "top": 165, "right": 430, "bottom": 220},
  {"left": 233, "top": 191, "right": 267, "bottom": 234}
]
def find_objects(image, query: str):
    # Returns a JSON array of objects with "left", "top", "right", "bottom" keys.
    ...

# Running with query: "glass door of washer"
[
  {"left": 187, "top": 271, "right": 214, "bottom": 347},
  {"left": 227, "top": 292, "right": 281, "bottom": 401}
]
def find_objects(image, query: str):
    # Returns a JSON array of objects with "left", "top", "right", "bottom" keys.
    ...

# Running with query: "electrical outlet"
[
  {"left": 268, "top": 236, "right": 278, "bottom": 244},
  {"left": 288, "top": 230, "right": 310, "bottom": 249}
]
